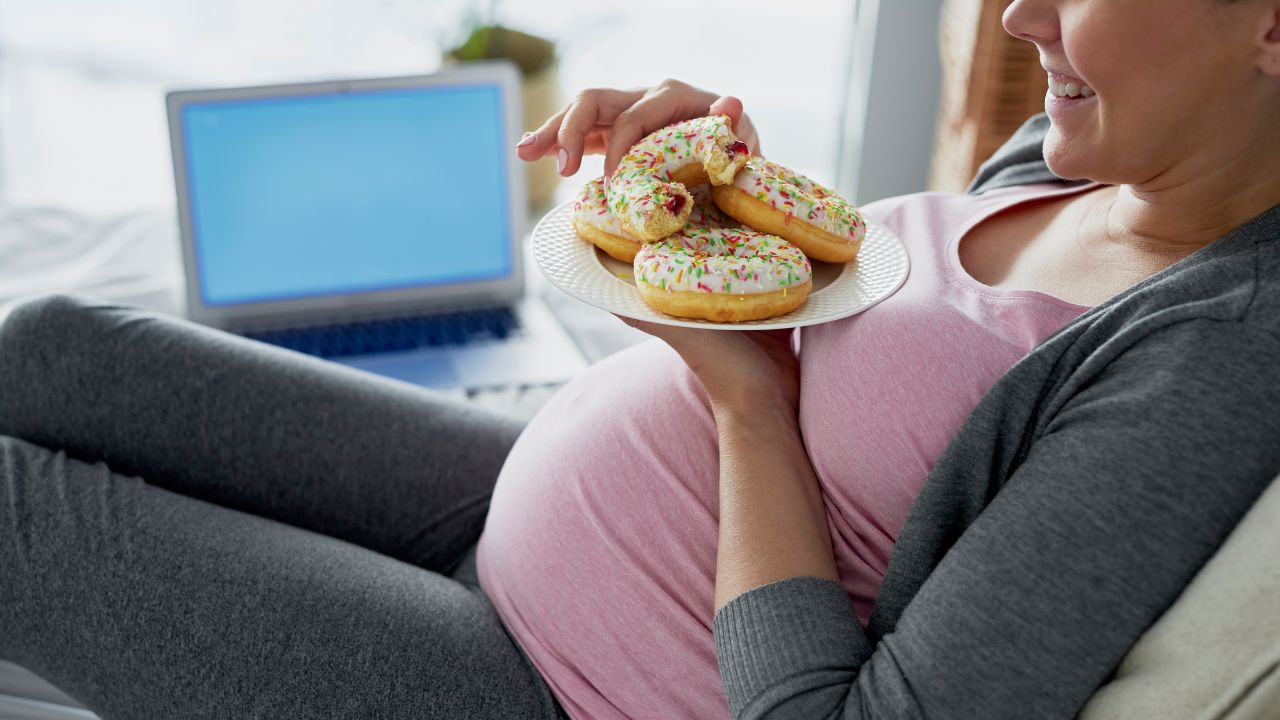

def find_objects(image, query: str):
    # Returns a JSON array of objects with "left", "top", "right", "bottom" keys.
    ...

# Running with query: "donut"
[
  {"left": 634, "top": 225, "right": 813, "bottom": 322},
  {"left": 710, "top": 157, "right": 866, "bottom": 263},
  {"left": 573, "top": 179, "right": 736, "bottom": 263},
  {"left": 685, "top": 185, "right": 737, "bottom": 228},
  {"left": 573, "top": 177, "right": 640, "bottom": 262},
  {"left": 607, "top": 115, "right": 751, "bottom": 242}
]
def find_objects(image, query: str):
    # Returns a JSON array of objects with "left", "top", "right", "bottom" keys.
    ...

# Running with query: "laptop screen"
[{"left": 179, "top": 82, "right": 513, "bottom": 307}]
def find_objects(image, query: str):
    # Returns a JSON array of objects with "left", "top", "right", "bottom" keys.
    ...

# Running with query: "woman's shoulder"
[
  {"left": 1096, "top": 201, "right": 1280, "bottom": 347},
  {"left": 1021, "top": 215, "right": 1280, "bottom": 424},
  {"left": 1244, "top": 206, "right": 1280, "bottom": 334}
]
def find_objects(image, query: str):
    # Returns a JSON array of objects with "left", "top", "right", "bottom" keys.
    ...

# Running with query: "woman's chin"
[{"left": 1042, "top": 128, "right": 1101, "bottom": 183}]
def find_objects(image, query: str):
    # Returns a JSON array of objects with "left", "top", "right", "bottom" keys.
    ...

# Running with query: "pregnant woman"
[{"left": 3, "top": 0, "right": 1280, "bottom": 718}]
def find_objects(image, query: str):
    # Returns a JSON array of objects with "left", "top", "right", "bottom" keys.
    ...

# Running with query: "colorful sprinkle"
[
  {"left": 633, "top": 225, "right": 812, "bottom": 296},
  {"left": 605, "top": 115, "right": 745, "bottom": 240},
  {"left": 725, "top": 157, "right": 865, "bottom": 245}
]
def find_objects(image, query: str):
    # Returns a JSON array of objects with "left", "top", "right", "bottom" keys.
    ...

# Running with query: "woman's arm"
[
  {"left": 711, "top": 319, "right": 1280, "bottom": 719},
  {"left": 712, "top": 401, "right": 839, "bottom": 612},
  {"left": 609, "top": 320, "right": 839, "bottom": 612}
]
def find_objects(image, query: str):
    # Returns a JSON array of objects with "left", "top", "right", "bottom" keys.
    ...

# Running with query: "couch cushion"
[{"left": 1079, "top": 476, "right": 1280, "bottom": 720}]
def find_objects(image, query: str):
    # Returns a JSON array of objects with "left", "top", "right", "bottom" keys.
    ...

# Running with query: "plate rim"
[{"left": 531, "top": 199, "right": 909, "bottom": 331}]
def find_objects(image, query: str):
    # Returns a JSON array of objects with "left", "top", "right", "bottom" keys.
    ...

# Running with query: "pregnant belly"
[{"left": 475, "top": 339, "right": 732, "bottom": 720}]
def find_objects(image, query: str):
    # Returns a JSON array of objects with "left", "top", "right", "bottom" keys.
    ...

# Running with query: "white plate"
[{"left": 530, "top": 200, "right": 910, "bottom": 330}]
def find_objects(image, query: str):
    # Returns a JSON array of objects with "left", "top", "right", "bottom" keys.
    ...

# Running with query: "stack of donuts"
[{"left": 571, "top": 115, "right": 866, "bottom": 322}]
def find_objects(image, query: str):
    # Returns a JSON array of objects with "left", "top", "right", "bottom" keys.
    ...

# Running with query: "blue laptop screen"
[{"left": 180, "top": 82, "right": 512, "bottom": 307}]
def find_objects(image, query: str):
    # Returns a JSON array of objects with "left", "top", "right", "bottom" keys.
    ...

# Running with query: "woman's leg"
[
  {"left": 0, "top": 435, "right": 564, "bottom": 719},
  {"left": 0, "top": 293, "right": 525, "bottom": 574}
]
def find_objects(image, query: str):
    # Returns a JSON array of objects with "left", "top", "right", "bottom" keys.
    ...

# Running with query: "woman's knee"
[
  {"left": 0, "top": 293, "right": 111, "bottom": 354},
  {"left": 0, "top": 294, "right": 124, "bottom": 434}
]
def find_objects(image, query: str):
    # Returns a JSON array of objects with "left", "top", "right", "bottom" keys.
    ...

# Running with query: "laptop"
[{"left": 166, "top": 62, "right": 587, "bottom": 390}]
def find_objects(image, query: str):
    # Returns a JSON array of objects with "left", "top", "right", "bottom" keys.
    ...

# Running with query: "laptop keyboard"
[{"left": 244, "top": 307, "right": 521, "bottom": 359}]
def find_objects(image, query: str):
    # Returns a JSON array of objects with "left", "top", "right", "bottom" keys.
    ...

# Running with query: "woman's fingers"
[
  {"left": 601, "top": 88, "right": 673, "bottom": 178},
  {"left": 517, "top": 87, "right": 645, "bottom": 175},
  {"left": 603, "top": 80, "right": 721, "bottom": 176},
  {"left": 603, "top": 85, "right": 762, "bottom": 176},
  {"left": 516, "top": 107, "right": 568, "bottom": 162},
  {"left": 558, "top": 90, "right": 642, "bottom": 175},
  {"left": 518, "top": 82, "right": 762, "bottom": 177},
  {"left": 708, "top": 95, "right": 761, "bottom": 156},
  {"left": 580, "top": 128, "right": 612, "bottom": 156},
  {"left": 707, "top": 95, "right": 743, "bottom": 126},
  {"left": 555, "top": 94, "right": 604, "bottom": 176},
  {"left": 612, "top": 313, "right": 704, "bottom": 354}
]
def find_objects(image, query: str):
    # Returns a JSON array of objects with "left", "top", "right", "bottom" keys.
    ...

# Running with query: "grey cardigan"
[{"left": 711, "top": 113, "right": 1280, "bottom": 719}]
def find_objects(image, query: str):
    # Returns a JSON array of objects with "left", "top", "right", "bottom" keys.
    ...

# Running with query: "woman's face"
[{"left": 1002, "top": 0, "right": 1279, "bottom": 186}]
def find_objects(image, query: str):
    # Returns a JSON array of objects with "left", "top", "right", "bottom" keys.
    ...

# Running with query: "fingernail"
[
  {"left": 557, "top": 148, "right": 568, "bottom": 174},
  {"left": 517, "top": 132, "right": 536, "bottom": 147}
]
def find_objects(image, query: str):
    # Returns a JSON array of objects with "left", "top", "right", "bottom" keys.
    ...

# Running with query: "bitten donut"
[
  {"left": 634, "top": 225, "right": 813, "bottom": 322},
  {"left": 711, "top": 157, "right": 866, "bottom": 263},
  {"left": 573, "top": 179, "right": 735, "bottom": 263},
  {"left": 607, "top": 115, "right": 751, "bottom": 242}
]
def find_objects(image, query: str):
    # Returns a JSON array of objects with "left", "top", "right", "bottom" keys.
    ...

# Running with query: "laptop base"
[{"left": 330, "top": 297, "right": 585, "bottom": 391}]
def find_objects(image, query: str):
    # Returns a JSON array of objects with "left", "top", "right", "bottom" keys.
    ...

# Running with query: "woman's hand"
[
  {"left": 617, "top": 317, "right": 798, "bottom": 419},
  {"left": 515, "top": 79, "right": 762, "bottom": 178}
]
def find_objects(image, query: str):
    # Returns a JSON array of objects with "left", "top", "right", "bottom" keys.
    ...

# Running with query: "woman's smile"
[
  {"left": 1045, "top": 69, "right": 1098, "bottom": 122},
  {"left": 1046, "top": 70, "right": 1094, "bottom": 98}
]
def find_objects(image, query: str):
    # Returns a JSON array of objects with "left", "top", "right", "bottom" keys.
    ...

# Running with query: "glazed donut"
[
  {"left": 573, "top": 177, "right": 640, "bottom": 262},
  {"left": 634, "top": 225, "right": 813, "bottom": 322},
  {"left": 573, "top": 179, "right": 735, "bottom": 263},
  {"left": 685, "top": 185, "right": 737, "bottom": 228},
  {"left": 711, "top": 157, "right": 866, "bottom": 263},
  {"left": 607, "top": 115, "right": 751, "bottom": 242}
]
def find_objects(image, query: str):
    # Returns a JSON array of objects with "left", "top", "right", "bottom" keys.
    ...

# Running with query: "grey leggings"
[{"left": 0, "top": 294, "right": 568, "bottom": 720}]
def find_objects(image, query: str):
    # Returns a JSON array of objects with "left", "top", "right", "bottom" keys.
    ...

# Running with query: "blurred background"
[
  {"left": 0, "top": 1, "right": 1049, "bottom": 714},
  {"left": 1, "top": 0, "right": 859, "bottom": 214},
  {"left": 0, "top": 0, "right": 857, "bottom": 337},
  {"left": 0, "top": 0, "right": 1042, "bottom": 310}
]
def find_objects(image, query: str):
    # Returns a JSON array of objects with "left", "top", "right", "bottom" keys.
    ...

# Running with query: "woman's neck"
[{"left": 1102, "top": 132, "right": 1280, "bottom": 261}]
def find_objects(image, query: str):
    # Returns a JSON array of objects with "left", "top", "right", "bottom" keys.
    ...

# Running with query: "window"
[{"left": 0, "top": 0, "right": 852, "bottom": 213}]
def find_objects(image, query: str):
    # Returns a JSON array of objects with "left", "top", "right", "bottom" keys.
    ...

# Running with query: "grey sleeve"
[{"left": 712, "top": 319, "right": 1280, "bottom": 719}]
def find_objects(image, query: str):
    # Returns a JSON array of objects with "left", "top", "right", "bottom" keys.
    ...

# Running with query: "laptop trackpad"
[{"left": 336, "top": 352, "right": 458, "bottom": 388}]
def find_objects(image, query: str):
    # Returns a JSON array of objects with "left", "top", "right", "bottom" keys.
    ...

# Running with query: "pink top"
[{"left": 476, "top": 181, "right": 1100, "bottom": 720}]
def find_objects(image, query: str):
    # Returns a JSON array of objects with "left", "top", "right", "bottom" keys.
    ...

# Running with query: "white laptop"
[{"left": 166, "top": 62, "right": 586, "bottom": 390}]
